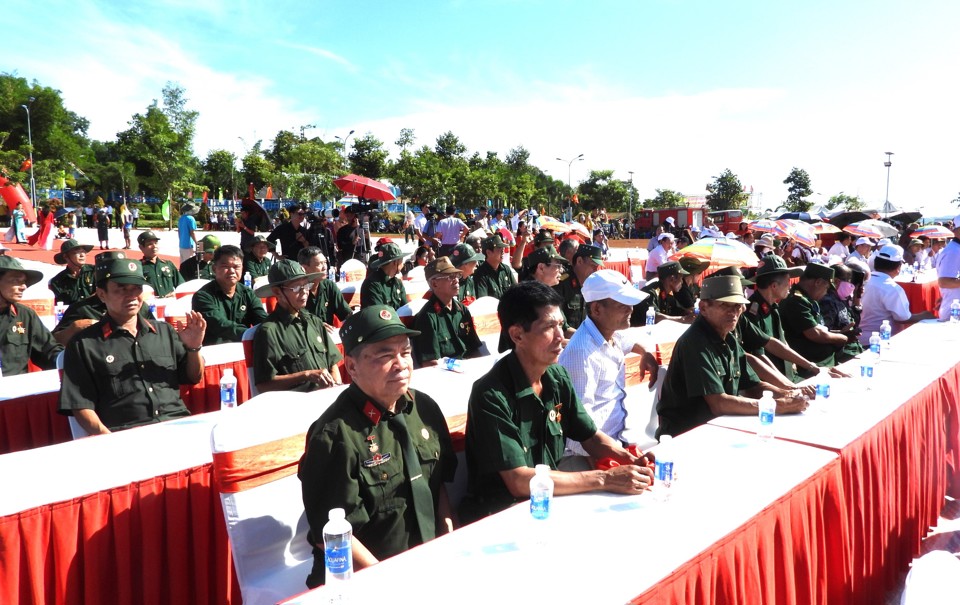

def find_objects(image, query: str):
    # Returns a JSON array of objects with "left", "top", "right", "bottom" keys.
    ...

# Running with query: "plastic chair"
[
  {"left": 339, "top": 259, "right": 366, "bottom": 282},
  {"left": 900, "top": 550, "right": 960, "bottom": 605},
  {"left": 175, "top": 278, "right": 210, "bottom": 299},
  {"left": 405, "top": 265, "right": 426, "bottom": 282},
  {"left": 397, "top": 299, "right": 429, "bottom": 327},
  {"left": 241, "top": 325, "right": 260, "bottom": 398},
  {"left": 56, "top": 351, "right": 90, "bottom": 439},
  {"left": 468, "top": 296, "right": 501, "bottom": 354},
  {"left": 621, "top": 365, "right": 668, "bottom": 451}
]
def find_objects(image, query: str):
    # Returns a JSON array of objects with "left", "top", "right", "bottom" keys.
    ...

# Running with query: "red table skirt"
[
  {"left": 179, "top": 359, "right": 252, "bottom": 415},
  {"left": 897, "top": 279, "right": 940, "bottom": 315},
  {"left": 0, "top": 465, "right": 240, "bottom": 605}
]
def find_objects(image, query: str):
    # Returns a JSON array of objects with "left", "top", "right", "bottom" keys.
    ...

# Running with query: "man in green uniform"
[
  {"left": 778, "top": 263, "right": 851, "bottom": 374},
  {"left": 674, "top": 257, "right": 709, "bottom": 312},
  {"left": 298, "top": 246, "right": 351, "bottom": 325},
  {"left": 630, "top": 261, "right": 692, "bottom": 325},
  {"left": 360, "top": 242, "right": 407, "bottom": 310},
  {"left": 552, "top": 243, "right": 604, "bottom": 330},
  {"left": 450, "top": 243, "right": 484, "bottom": 305},
  {"left": 656, "top": 276, "right": 808, "bottom": 438},
  {"left": 413, "top": 257, "right": 483, "bottom": 367},
  {"left": 243, "top": 234, "right": 275, "bottom": 279},
  {"left": 58, "top": 258, "right": 206, "bottom": 434},
  {"left": 48, "top": 239, "right": 96, "bottom": 305},
  {"left": 461, "top": 281, "right": 654, "bottom": 524},
  {"left": 179, "top": 235, "right": 220, "bottom": 280},
  {"left": 252, "top": 260, "right": 343, "bottom": 392},
  {"left": 138, "top": 230, "right": 183, "bottom": 297},
  {"left": 0, "top": 256, "right": 62, "bottom": 376},
  {"left": 298, "top": 305, "right": 457, "bottom": 588},
  {"left": 472, "top": 234, "right": 517, "bottom": 299},
  {"left": 192, "top": 244, "right": 267, "bottom": 345}
]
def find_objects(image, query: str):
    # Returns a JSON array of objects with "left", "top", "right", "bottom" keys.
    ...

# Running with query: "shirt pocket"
[
  {"left": 277, "top": 344, "right": 310, "bottom": 375},
  {"left": 358, "top": 455, "right": 407, "bottom": 512},
  {"left": 415, "top": 435, "right": 442, "bottom": 483}
]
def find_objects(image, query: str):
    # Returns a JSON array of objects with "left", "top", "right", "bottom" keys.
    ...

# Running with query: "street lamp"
[
  {"left": 335, "top": 129, "right": 355, "bottom": 165},
  {"left": 883, "top": 151, "right": 894, "bottom": 211},
  {"left": 20, "top": 97, "right": 36, "bottom": 207},
  {"left": 627, "top": 170, "right": 635, "bottom": 238},
  {"left": 556, "top": 154, "right": 584, "bottom": 220}
]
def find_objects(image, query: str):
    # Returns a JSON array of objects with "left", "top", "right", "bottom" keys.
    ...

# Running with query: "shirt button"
[{"left": 148, "top": 387, "right": 153, "bottom": 392}]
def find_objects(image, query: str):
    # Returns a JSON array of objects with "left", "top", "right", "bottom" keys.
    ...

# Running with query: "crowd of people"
[{"left": 1, "top": 199, "right": 958, "bottom": 590}]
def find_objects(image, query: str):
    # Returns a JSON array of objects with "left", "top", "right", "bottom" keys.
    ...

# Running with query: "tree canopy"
[
  {"left": 781, "top": 167, "right": 813, "bottom": 212},
  {"left": 706, "top": 169, "right": 749, "bottom": 211}
]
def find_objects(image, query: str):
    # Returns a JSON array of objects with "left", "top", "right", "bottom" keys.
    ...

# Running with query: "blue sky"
[{"left": 6, "top": 0, "right": 960, "bottom": 215}]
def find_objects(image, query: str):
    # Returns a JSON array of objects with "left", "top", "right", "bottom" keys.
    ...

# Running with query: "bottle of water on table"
[
  {"left": 324, "top": 508, "right": 353, "bottom": 593},
  {"left": 219, "top": 368, "right": 237, "bottom": 410},
  {"left": 54, "top": 302, "right": 66, "bottom": 324},
  {"left": 951, "top": 299, "right": 960, "bottom": 324},
  {"left": 529, "top": 464, "right": 554, "bottom": 546},
  {"left": 880, "top": 320, "right": 892, "bottom": 352},
  {"left": 243, "top": 271, "right": 252, "bottom": 288},
  {"left": 860, "top": 332, "right": 880, "bottom": 387},
  {"left": 654, "top": 435, "right": 675, "bottom": 501},
  {"left": 645, "top": 306, "right": 656, "bottom": 335},
  {"left": 758, "top": 390, "right": 776, "bottom": 441},
  {"left": 440, "top": 356, "right": 464, "bottom": 373}
]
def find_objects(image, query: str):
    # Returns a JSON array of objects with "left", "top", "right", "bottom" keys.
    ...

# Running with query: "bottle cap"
[
  {"left": 659, "top": 435, "right": 672, "bottom": 444},
  {"left": 223, "top": 368, "right": 234, "bottom": 376},
  {"left": 328, "top": 507, "right": 346, "bottom": 520},
  {"left": 871, "top": 331, "right": 879, "bottom": 337},
  {"left": 762, "top": 390, "right": 772, "bottom": 398},
  {"left": 534, "top": 464, "right": 550, "bottom": 475}
]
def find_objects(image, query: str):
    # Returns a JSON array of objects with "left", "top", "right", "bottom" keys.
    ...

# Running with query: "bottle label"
[
  {"left": 655, "top": 460, "right": 674, "bottom": 482},
  {"left": 221, "top": 386, "right": 235, "bottom": 404},
  {"left": 870, "top": 344, "right": 880, "bottom": 355},
  {"left": 816, "top": 384, "right": 830, "bottom": 399},
  {"left": 759, "top": 411, "right": 774, "bottom": 425},
  {"left": 530, "top": 492, "right": 551, "bottom": 520},
  {"left": 325, "top": 543, "right": 352, "bottom": 574},
  {"left": 861, "top": 365, "right": 874, "bottom": 378}
]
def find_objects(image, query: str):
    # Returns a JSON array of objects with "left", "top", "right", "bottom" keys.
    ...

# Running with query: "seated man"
[
  {"left": 360, "top": 242, "right": 407, "bottom": 311},
  {"left": 413, "top": 257, "right": 483, "bottom": 367},
  {"left": 472, "top": 234, "right": 517, "bottom": 299},
  {"left": 243, "top": 234, "right": 275, "bottom": 280},
  {"left": 859, "top": 245, "right": 934, "bottom": 343},
  {"left": 656, "top": 276, "right": 808, "bottom": 438},
  {"left": 558, "top": 270, "right": 658, "bottom": 466},
  {"left": 0, "top": 256, "right": 62, "bottom": 375},
  {"left": 252, "top": 260, "right": 342, "bottom": 392},
  {"left": 58, "top": 259, "right": 206, "bottom": 434},
  {"left": 298, "top": 246, "right": 351, "bottom": 326},
  {"left": 49, "top": 239, "right": 96, "bottom": 305},
  {"left": 192, "top": 244, "right": 268, "bottom": 345},
  {"left": 631, "top": 261, "right": 693, "bottom": 325},
  {"left": 298, "top": 306, "right": 456, "bottom": 588},
  {"left": 449, "top": 243, "right": 484, "bottom": 305},
  {"left": 138, "top": 230, "right": 183, "bottom": 297},
  {"left": 179, "top": 235, "right": 220, "bottom": 280},
  {"left": 778, "top": 263, "right": 851, "bottom": 372},
  {"left": 461, "top": 281, "right": 654, "bottom": 524},
  {"left": 553, "top": 243, "right": 604, "bottom": 330}
]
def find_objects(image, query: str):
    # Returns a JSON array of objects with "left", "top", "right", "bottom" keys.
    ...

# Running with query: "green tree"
[
  {"left": 781, "top": 167, "right": 813, "bottom": 212},
  {"left": 395, "top": 128, "right": 415, "bottom": 152},
  {"left": 826, "top": 192, "right": 865, "bottom": 211},
  {"left": 577, "top": 170, "right": 632, "bottom": 212},
  {"left": 706, "top": 169, "right": 749, "bottom": 211},
  {"left": 348, "top": 133, "right": 389, "bottom": 179},
  {"left": 266, "top": 130, "right": 299, "bottom": 169},
  {"left": 644, "top": 189, "right": 687, "bottom": 209},
  {"left": 434, "top": 131, "right": 466, "bottom": 161},
  {"left": 202, "top": 150, "right": 239, "bottom": 198}
]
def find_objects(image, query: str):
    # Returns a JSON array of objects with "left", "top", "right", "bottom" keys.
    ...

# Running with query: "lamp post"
[
  {"left": 335, "top": 129, "right": 355, "bottom": 166},
  {"left": 20, "top": 97, "right": 36, "bottom": 207},
  {"left": 883, "top": 151, "right": 894, "bottom": 211},
  {"left": 627, "top": 170, "right": 635, "bottom": 238},
  {"left": 556, "top": 154, "right": 583, "bottom": 221}
]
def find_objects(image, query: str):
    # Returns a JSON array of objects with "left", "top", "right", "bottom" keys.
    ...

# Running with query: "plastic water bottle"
[
  {"left": 693, "top": 297, "right": 701, "bottom": 316},
  {"left": 645, "top": 306, "right": 656, "bottom": 335},
  {"left": 860, "top": 334, "right": 880, "bottom": 387},
  {"left": 654, "top": 435, "right": 674, "bottom": 501},
  {"left": 758, "top": 390, "right": 776, "bottom": 441},
  {"left": 816, "top": 379, "right": 831, "bottom": 410},
  {"left": 951, "top": 299, "right": 960, "bottom": 324},
  {"left": 54, "top": 302, "right": 66, "bottom": 324},
  {"left": 323, "top": 508, "right": 353, "bottom": 589},
  {"left": 148, "top": 299, "right": 157, "bottom": 319},
  {"left": 869, "top": 330, "right": 881, "bottom": 360},
  {"left": 912, "top": 261, "right": 919, "bottom": 281},
  {"left": 440, "top": 356, "right": 464, "bottom": 373},
  {"left": 219, "top": 368, "right": 237, "bottom": 410},
  {"left": 339, "top": 269, "right": 346, "bottom": 283},
  {"left": 243, "top": 271, "right": 252, "bottom": 288},
  {"left": 880, "top": 320, "right": 892, "bottom": 352},
  {"left": 529, "top": 464, "right": 554, "bottom": 521}
]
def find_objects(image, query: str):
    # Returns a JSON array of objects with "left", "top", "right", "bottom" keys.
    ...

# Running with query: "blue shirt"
[{"left": 178, "top": 215, "right": 197, "bottom": 249}]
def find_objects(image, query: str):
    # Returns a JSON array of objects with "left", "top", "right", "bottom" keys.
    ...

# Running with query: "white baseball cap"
[
  {"left": 877, "top": 245, "right": 904, "bottom": 262},
  {"left": 877, "top": 238, "right": 892, "bottom": 247},
  {"left": 952, "top": 215, "right": 960, "bottom": 229},
  {"left": 725, "top": 232, "right": 740, "bottom": 239},
  {"left": 664, "top": 216, "right": 676, "bottom": 225},
  {"left": 582, "top": 269, "right": 649, "bottom": 305},
  {"left": 690, "top": 225, "right": 701, "bottom": 232},
  {"left": 657, "top": 232, "right": 675, "bottom": 241},
  {"left": 854, "top": 237, "right": 873, "bottom": 247}
]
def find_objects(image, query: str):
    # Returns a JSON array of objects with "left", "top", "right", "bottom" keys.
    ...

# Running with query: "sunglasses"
[{"left": 283, "top": 283, "right": 310, "bottom": 293}]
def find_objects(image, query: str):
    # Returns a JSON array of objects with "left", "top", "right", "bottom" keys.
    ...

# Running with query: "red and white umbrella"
[
  {"left": 670, "top": 237, "right": 759, "bottom": 269},
  {"left": 750, "top": 218, "right": 779, "bottom": 233},
  {"left": 911, "top": 225, "right": 954, "bottom": 239},
  {"left": 811, "top": 221, "right": 841, "bottom": 235},
  {"left": 774, "top": 219, "right": 817, "bottom": 248}
]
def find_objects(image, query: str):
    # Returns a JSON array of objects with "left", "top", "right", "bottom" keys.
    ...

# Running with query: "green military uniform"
[
  {"left": 360, "top": 267, "right": 408, "bottom": 310},
  {"left": 630, "top": 280, "right": 685, "bottom": 326},
  {"left": 306, "top": 278, "right": 352, "bottom": 325},
  {"left": 553, "top": 275, "right": 585, "bottom": 329},
  {"left": 472, "top": 262, "right": 516, "bottom": 299},
  {"left": 657, "top": 315, "right": 761, "bottom": 438},
  {"left": 0, "top": 302, "right": 62, "bottom": 376},
  {"left": 252, "top": 306, "right": 342, "bottom": 391},
  {"left": 53, "top": 293, "right": 152, "bottom": 335},
  {"left": 298, "top": 384, "right": 456, "bottom": 587},
  {"left": 141, "top": 258, "right": 184, "bottom": 297},
  {"left": 778, "top": 285, "right": 837, "bottom": 368},
  {"left": 48, "top": 265, "right": 96, "bottom": 305},
  {"left": 413, "top": 294, "right": 483, "bottom": 365},
  {"left": 458, "top": 275, "right": 477, "bottom": 305},
  {"left": 739, "top": 291, "right": 798, "bottom": 382},
  {"left": 192, "top": 281, "right": 268, "bottom": 345},
  {"left": 243, "top": 254, "right": 272, "bottom": 280},
  {"left": 179, "top": 256, "right": 213, "bottom": 280},
  {"left": 462, "top": 352, "right": 597, "bottom": 523},
  {"left": 58, "top": 314, "right": 193, "bottom": 431}
]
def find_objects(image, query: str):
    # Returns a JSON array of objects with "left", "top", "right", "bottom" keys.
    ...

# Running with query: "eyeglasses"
[
  {"left": 283, "top": 283, "right": 310, "bottom": 293},
  {"left": 431, "top": 275, "right": 460, "bottom": 283}
]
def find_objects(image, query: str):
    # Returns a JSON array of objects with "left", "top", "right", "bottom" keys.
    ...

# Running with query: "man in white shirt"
[
  {"left": 849, "top": 237, "right": 873, "bottom": 263},
  {"left": 828, "top": 233, "right": 851, "bottom": 261},
  {"left": 860, "top": 245, "right": 934, "bottom": 341},
  {"left": 436, "top": 205, "right": 468, "bottom": 256},
  {"left": 936, "top": 216, "right": 960, "bottom": 320},
  {"left": 645, "top": 232, "right": 675, "bottom": 280},
  {"left": 930, "top": 238, "right": 946, "bottom": 269},
  {"left": 413, "top": 202, "right": 431, "bottom": 243},
  {"left": 558, "top": 270, "right": 658, "bottom": 466}
]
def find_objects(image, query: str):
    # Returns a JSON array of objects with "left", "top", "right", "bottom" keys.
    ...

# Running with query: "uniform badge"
[
  {"left": 421, "top": 427, "right": 429, "bottom": 440},
  {"left": 548, "top": 409, "right": 557, "bottom": 422},
  {"left": 127, "top": 262, "right": 137, "bottom": 272},
  {"left": 362, "top": 452, "right": 392, "bottom": 468},
  {"left": 240, "top": 305, "right": 247, "bottom": 311},
  {"left": 106, "top": 355, "right": 115, "bottom": 363},
  {"left": 379, "top": 309, "right": 392, "bottom": 320},
  {"left": 317, "top": 335, "right": 323, "bottom": 343}
]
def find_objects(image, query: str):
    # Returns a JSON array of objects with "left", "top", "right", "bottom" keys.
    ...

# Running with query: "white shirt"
[
  {"left": 859, "top": 271, "right": 912, "bottom": 344},
  {"left": 558, "top": 317, "right": 635, "bottom": 456},
  {"left": 645, "top": 244, "right": 672, "bottom": 275},
  {"left": 937, "top": 239, "right": 960, "bottom": 320},
  {"left": 828, "top": 242, "right": 849, "bottom": 261},
  {"left": 436, "top": 216, "right": 467, "bottom": 244},
  {"left": 413, "top": 212, "right": 428, "bottom": 234}
]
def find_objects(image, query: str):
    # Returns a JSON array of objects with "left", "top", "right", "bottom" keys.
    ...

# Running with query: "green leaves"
[{"left": 706, "top": 169, "right": 749, "bottom": 211}]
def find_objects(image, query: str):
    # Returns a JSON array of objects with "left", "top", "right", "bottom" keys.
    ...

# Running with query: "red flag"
[
  {"left": 202, "top": 190, "right": 208, "bottom": 204},
  {"left": 20, "top": 159, "right": 31, "bottom": 172},
  {"left": 266, "top": 185, "right": 274, "bottom": 199}
]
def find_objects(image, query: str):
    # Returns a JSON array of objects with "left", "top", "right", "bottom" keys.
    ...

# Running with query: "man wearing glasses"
[
  {"left": 267, "top": 202, "right": 311, "bottom": 260},
  {"left": 252, "top": 260, "right": 342, "bottom": 392},
  {"left": 413, "top": 257, "right": 483, "bottom": 367}
]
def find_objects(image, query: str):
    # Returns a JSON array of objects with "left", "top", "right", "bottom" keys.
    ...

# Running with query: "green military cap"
[
  {"left": 200, "top": 235, "right": 221, "bottom": 252},
  {"left": 425, "top": 256, "right": 462, "bottom": 280},
  {"left": 339, "top": 305, "right": 420, "bottom": 356},
  {"left": 481, "top": 234, "right": 510, "bottom": 251},
  {"left": 368, "top": 242, "right": 405, "bottom": 269},
  {"left": 137, "top": 230, "right": 161, "bottom": 245},
  {"left": 573, "top": 244, "right": 604, "bottom": 265},
  {"left": 713, "top": 265, "right": 755, "bottom": 286},
  {"left": 254, "top": 258, "right": 319, "bottom": 297},
  {"left": 0, "top": 255, "right": 44, "bottom": 287},
  {"left": 54, "top": 239, "right": 94, "bottom": 265},
  {"left": 534, "top": 230, "right": 555, "bottom": 245},
  {"left": 98, "top": 259, "right": 149, "bottom": 287},
  {"left": 524, "top": 245, "right": 569, "bottom": 272},
  {"left": 245, "top": 234, "right": 276, "bottom": 252},
  {"left": 657, "top": 261, "right": 689, "bottom": 280},
  {"left": 678, "top": 256, "right": 710, "bottom": 275},
  {"left": 94, "top": 251, "right": 128, "bottom": 277},
  {"left": 802, "top": 262, "right": 835, "bottom": 281},
  {"left": 449, "top": 243, "right": 484, "bottom": 267},
  {"left": 755, "top": 253, "right": 803, "bottom": 278},
  {"left": 701, "top": 275, "right": 749, "bottom": 304}
]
